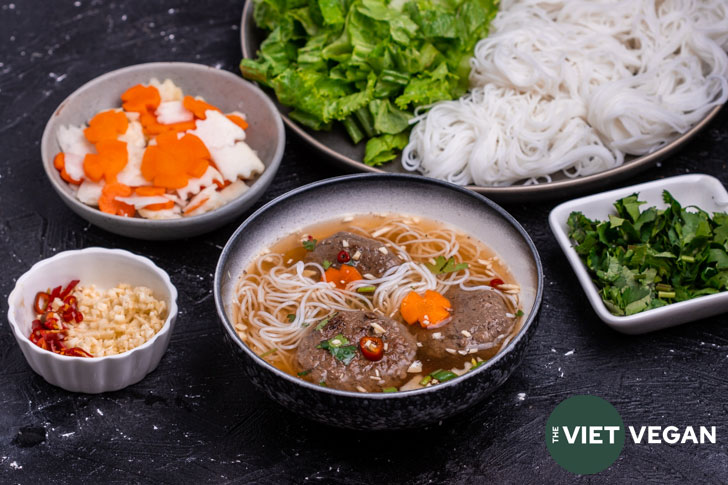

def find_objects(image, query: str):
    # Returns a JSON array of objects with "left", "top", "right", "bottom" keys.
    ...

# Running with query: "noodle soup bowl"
[{"left": 215, "top": 174, "right": 543, "bottom": 429}]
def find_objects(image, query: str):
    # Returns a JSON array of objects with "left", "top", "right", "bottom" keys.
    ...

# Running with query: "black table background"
[{"left": 1, "top": 1, "right": 727, "bottom": 483}]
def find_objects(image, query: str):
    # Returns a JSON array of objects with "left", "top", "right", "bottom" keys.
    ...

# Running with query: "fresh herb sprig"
[
  {"left": 426, "top": 256, "right": 468, "bottom": 275},
  {"left": 317, "top": 334, "right": 358, "bottom": 365},
  {"left": 567, "top": 191, "right": 728, "bottom": 316}
]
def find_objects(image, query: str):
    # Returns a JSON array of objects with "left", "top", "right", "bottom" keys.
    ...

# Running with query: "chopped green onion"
[
  {"left": 297, "top": 369, "right": 311, "bottom": 376},
  {"left": 319, "top": 381, "right": 327, "bottom": 387},
  {"left": 658, "top": 291, "right": 676, "bottom": 299},
  {"left": 315, "top": 317, "right": 330, "bottom": 331},
  {"left": 356, "top": 286, "right": 376, "bottom": 293},
  {"left": 322, "top": 259, "right": 332, "bottom": 270},
  {"left": 471, "top": 360, "right": 488, "bottom": 371},
  {"left": 419, "top": 375, "right": 432, "bottom": 386},
  {"left": 259, "top": 348, "right": 278, "bottom": 358},
  {"left": 382, "top": 387, "right": 398, "bottom": 393},
  {"left": 655, "top": 283, "right": 673, "bottom": 292},
  {"left": 429, "top": 369, "right": 457, "bottom": 382}
]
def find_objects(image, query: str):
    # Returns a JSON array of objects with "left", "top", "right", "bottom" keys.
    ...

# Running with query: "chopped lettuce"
[{"left": 242, "top": 0, "right": 499, "bottom": 164}]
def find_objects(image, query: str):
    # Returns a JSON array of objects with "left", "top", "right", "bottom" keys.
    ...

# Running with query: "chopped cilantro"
[
  {"left": 297, "top": 369, "right": 312, "bottom": 376},
  {"left": 567, "top": 190, "right": 728, "bottom": 316},
  {"left": 515, "top": 310, "right": 524, "bottom": 317},
  {"left": 302, "top": 238, "right": 317, "bottom": 251},
  {"left": 426, "top": 256, "right": 469, "bottom": 275},
  {"left": 322, "top": 259, "right": 332, "bottom": 270},
  {"left": 287, "top": 314, "right": 296, "bottom": 322},
  {"left": 317, "top": 334, "right": 357, "bottom": 365}
]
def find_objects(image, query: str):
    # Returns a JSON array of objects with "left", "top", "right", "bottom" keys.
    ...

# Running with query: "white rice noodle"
[
  {"left": 232, "top": 218, "right": 520, "bottom": 370},
  {"left": 403, "top": 0, "right": 728, "bottom": 186}
]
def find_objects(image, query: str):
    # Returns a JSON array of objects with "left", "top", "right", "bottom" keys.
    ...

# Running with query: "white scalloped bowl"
[{"left": 7, "top": 248, "right": 178, "bottom": 393}]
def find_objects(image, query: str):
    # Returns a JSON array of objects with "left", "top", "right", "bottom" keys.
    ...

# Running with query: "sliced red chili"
[
  {"left": 337, "top": 250, "right": 350, "bottom": 263},
  {"left": 28, "top": 280, "right": 87, "bottom": 356},
  {"left": 490, "top": 278, "right": 504, "bottom": 288},
  {"left": 49, "top": 285, "right": 63, "bottom": 301},
  {"left": 33, "top": 292, "right": 51, "bottom": 314},
  {"left": 59, "top": 280, "right": 80, "bottom": 300},
  {"left": 60, "top": 347, "right": 93, "bottom": 358},
  {"left": 359, "top": 336, "right": 384, "bottom": 361}
]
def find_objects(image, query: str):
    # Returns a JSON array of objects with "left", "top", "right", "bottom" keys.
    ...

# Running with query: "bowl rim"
[
  {"left": 40, "top": 61, "right": 285, "bottom": 227},
  {"left": 549, "top": 173, "right": 728, "bottom": 330},
  {"left": 7, "top": 247, "right": 179, "bottom": 362},
  {"left": 214, "top": 172, "right": 544, "bottom": 399}
]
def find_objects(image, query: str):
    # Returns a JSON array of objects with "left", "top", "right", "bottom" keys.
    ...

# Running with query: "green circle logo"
[{"left": 545, "top": 395, "right": 625, "bottom": 475}]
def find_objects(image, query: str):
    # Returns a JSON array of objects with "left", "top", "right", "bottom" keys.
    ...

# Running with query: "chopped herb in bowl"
[{"left": 567, "top": 191, "right": 728, "bottom": 316}]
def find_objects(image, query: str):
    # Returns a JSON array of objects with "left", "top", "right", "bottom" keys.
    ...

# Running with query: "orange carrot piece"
[
  {"left": 322, "top": 265, "right": 364, "bottom": 290},
  {"left": 98, "top": 182, "right": 135, "bottom": 217},
  {"left": 53, "top": 152, "right": 81, "bottom": 185},
  {"left": 227, "top": 114, "right": 248, "bottom": 130},
  {"left": 84, "top": 110, "right": 128, "bottom": 144},
  {"left": 83, "top": 139, "right": 127, "bottom": 183},
  {"left": 183, "top": 95, "right": 220, "bottom": 119},
  {"left": 134, "top": 186, "right": 166, "bottom": 196},
  {"left": 121, "top": 84, "right": 161, "bottom": 113},
  {"left": 183, "top": 197, "right": 209, "bottom": 215},
  {"left": 139, "top": 111, "right": 196, "bottom": 136},
  {"left": 213, "top": 179, "right": 230, "bottom": 190},
  {"left": 140, "top": 132, "right": 210, "bottom": 189},
  {"left": 400, "top": 291, "right": 422, "bottom": 325},
  {"left": 400, "top": 290, "right": 451, "bottom": 328},
  {"left": 143, "top": 200, "right": 175, "bottom": 211}
]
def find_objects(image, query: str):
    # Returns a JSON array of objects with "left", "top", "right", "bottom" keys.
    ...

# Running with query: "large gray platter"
[{"left": 240, "top": 0, "right": 723, "bottom": 203}]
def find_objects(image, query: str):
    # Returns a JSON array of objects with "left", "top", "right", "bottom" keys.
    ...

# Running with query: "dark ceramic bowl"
[{"left": 214, "top": 174, "right": 543, "bottom": 429}]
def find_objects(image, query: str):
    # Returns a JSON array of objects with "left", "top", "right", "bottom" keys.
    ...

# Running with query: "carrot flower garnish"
[
  {"left": 226, "top": 114, "right": 249, "bottom": 130},
  {"left": 141, "top": 132, "right": 210, "bottom": 189},
  {"left": 83, "top": 110, "right": 128, "bottom": 144},
  {"left": 121, "top": 84, "right": 161, "bottom": 113},
  {"left": 322, "top": 265, "right": 364, "bottom": 290},
  {"left": 54, "top": 153, "right": 82, "bottom": 185},
  {"left": 183, "top": 95, "right": 220, "bottom": 120},
  {"left": 83, "top": 139, "right": 128, "bottom": 183},
  {"left": 400, "top": 290, "right": 452, "bottom": 328},
  {"left": 98, "top": 182, "right": 135, "bottom": 217}
]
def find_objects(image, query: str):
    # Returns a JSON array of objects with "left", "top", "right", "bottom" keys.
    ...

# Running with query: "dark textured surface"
[{"left": 1, "top": 1, "right": 727, "bottom": 483}]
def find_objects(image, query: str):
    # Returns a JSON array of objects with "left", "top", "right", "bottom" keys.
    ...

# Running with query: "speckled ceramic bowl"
[
  {"left": 214, "top": 174, "right": 543, "bottom": 429},
  {"left": 7, "top": 248, "right": 178, "bottom": 393},
  {"left": 40, "top": 62, "right": 285, "bottom": 240}
]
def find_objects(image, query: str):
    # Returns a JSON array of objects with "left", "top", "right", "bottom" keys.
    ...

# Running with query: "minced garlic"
[{"left": 64, "top": 284, "right": 167, "bottom": 357}]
